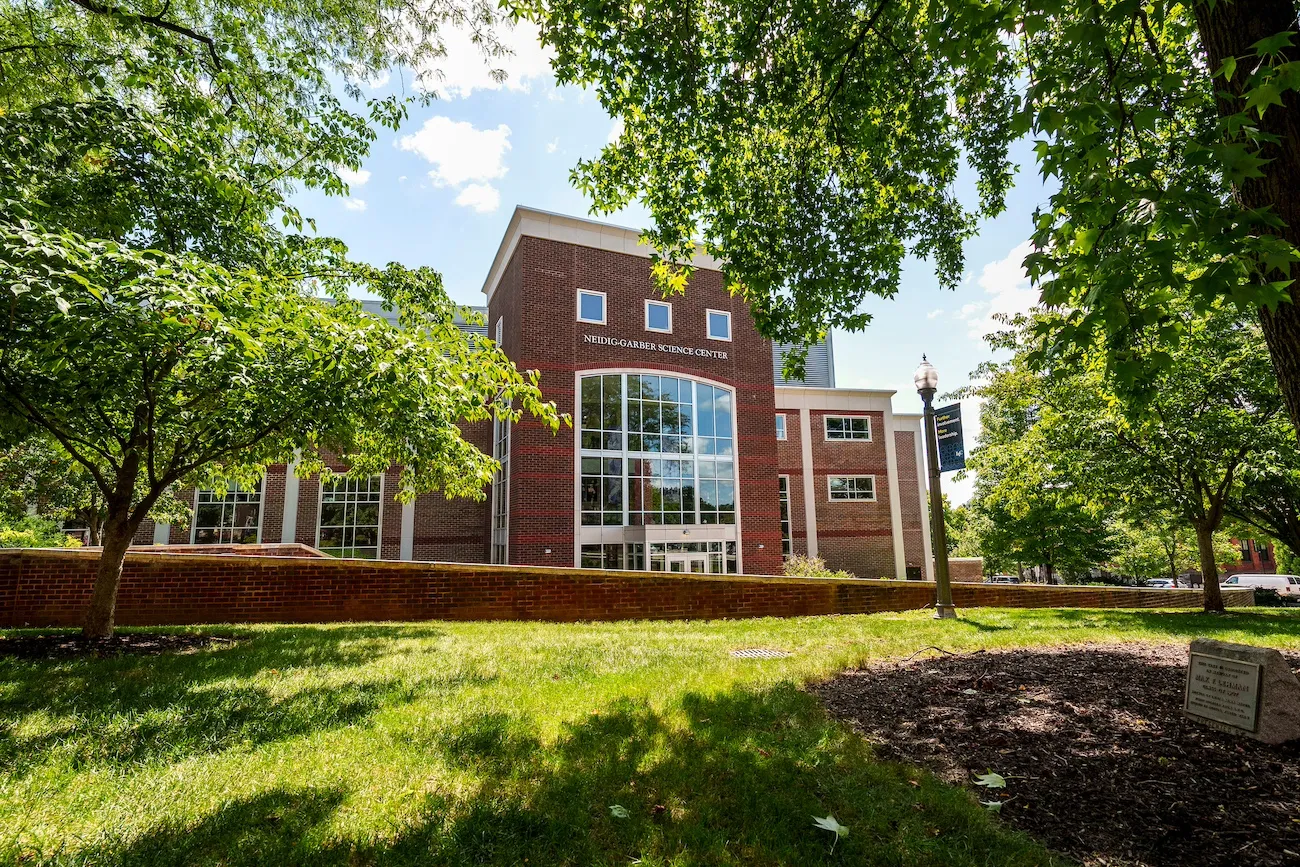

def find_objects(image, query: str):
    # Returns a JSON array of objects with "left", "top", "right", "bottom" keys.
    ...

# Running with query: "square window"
[
  {"left": 578, "top": 289, "right": 606, "bottom": 324},
  {"left": 646, "top": 300, "right": 672, "bottom": 333},
  {"left": 824, "top": 415, "right": 871, "bottom": 441},
  {"left": 706, "top": 309, "right": 732, "bottom": 341},
  {"left": 775, "top": 413, "right": 787, "bottom": 441}
]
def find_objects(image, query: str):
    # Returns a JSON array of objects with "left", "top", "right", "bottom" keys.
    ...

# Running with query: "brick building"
[{"left": 134, "top": 207, "right": 935, "bottom": 578}]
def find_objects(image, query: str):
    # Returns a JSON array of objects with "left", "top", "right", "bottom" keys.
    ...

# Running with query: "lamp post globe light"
[{"left": 914, "top": 355, "right": 957, "bottom": 619}]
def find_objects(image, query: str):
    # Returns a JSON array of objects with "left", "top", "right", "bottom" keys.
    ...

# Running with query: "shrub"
[
  {"left": 0, "top": 515, "right": 82, "bottom": 548},
  {"left": 782, "top": 554, "right": 856, "bottom": 580}
]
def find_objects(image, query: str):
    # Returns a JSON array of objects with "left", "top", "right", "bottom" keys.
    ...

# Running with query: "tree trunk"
[
  {"left": 1194, "top": 522, "right": 1226, "bottom": 613},
  {"left": 1193, "top": 0, "right": 1300, "bottom": 431},
  {"left": 81, "top": 510, "right": 137, "bottom": 639}
]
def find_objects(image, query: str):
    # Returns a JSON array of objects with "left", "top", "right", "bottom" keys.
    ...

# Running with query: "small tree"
[
  {"left": 968, "top": 303, "right": 1287, "bottom": 612},
  {"left": 0, "top": 435, "right": 188, "bottom": 544},
  {"left": 1111, "top": 515, "right": 1236, "bottom": 584}
]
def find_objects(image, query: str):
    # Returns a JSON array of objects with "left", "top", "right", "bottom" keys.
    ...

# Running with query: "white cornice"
[
  {"left": 481, "top": 205, "right": 725, "bottom": 303},
  {"left": 774, "top": 385, "right": 897, "bottom": 412}
]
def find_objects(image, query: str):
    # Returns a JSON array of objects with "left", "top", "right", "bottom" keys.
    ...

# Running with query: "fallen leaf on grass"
[
  {"left": 609, "top": 805, "right": 630, "bottom": 819},
  {"left": 974, "top": 771, "right": 1007, "bottom": 789},
  {"left": 812, "top": 815, "right": 849, "bottom": 851}
]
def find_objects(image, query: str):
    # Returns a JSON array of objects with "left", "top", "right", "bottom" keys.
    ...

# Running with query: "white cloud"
[
  {"left": 397, "top": 117, "right": 512, "bottom": 188},
  {"left": 926, "top": 308, "right": 944, "bottom": 320},
  {"left": 398, "top": 175, "right": 407, "bottom": 182},
  {"left": 419, "top": 20, "right": 553, "bottom": 99},
  {"left": 364, "top": 70, "right": 390, "bottom": 90},
  {"left": 956, "top": 241, "right": 1039, "bottom": 342},
  {"left": 607, "top": 118, "right": 624, "bottom": 144},
  {"left": 343, "top": 198, "right": 368, "bottom": 212},
  {"left": 546, "top": 138, "right": 559, "bottom": 154},
  {"left": 454, "top": 183, "right": 501, "bottom": 213},
  {"left": 337, "top": 167, "right": 371, "bottom": 187}
]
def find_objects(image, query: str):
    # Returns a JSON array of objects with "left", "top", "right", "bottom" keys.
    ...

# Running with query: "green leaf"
[
  {"left": 973, "top": 771, "right": 1006, "bottom": 789},
  {"left": 609, "top": 805, "right": 630, "bottom": 819}
]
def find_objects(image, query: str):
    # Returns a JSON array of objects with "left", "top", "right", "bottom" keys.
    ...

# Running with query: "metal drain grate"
[{"left": 730, "top": 648, "right": 792, "bottom": 659}]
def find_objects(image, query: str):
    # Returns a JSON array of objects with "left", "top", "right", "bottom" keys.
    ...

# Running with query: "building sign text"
[{"left": 584, "top": 333, "right": 729, "bottom": 360}]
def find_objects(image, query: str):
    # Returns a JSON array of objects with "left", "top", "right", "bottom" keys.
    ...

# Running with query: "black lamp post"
[{"left": 914, "top": 356, "right": 957, "bottom": 619}]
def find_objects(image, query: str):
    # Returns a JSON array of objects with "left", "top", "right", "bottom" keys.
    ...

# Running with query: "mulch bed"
[
  {"left": 0, "top": 633, "right": 240, "bottom": 660},
  {"left": 813, "top": 643, "right": 1300, "bottom": 867}
]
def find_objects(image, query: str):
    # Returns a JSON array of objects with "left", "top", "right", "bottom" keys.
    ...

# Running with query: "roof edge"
[{"left": 481, "top": 206, "right": 725, "bottom": 303}]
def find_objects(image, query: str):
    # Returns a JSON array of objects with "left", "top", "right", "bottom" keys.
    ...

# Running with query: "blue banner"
[{"left": 935, "top": 403, "right": 966, "bottom": 472}]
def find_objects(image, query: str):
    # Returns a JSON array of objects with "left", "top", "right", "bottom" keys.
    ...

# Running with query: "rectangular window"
[
  {"left": 697, "top": 457, "right": 736, "bottom": 524},
  {"left": 490, "top": 403, "right": 511, "bottom": 563},
  {"left": 580, "top": 543, "right": 625, "bottom": 570},
  {"left": 628, "top": 457, "right": 695, "bottom": 526},
  {"left": 580, "top": 374, "right": 623, "bottom": 450},
  {"left": 645, "top": 299, "right": 672, "bottom": 333},
  {"left": 706, "top": 309, "right": 732, "bottom": 341},
  {"left": 694, "top": 381, "right": 733, "bottom": 457},
  {"left": 778, "top": 475, "right": 792, "bottom": 556},
  {"left": 581, "top": 456, "right": 624, "bottom": 526},
  {"left": 775, "top": 413, "right": 787, "bottom": 441},
  {"left": 828, "top": 475, "right": 876, "bottom": 502},
  {"left": 318, "top": 475, "right": 383, "bottom": 558},
  {"left": 577, "top": 289, "right": 606, "bottom": 325},
  {"left": 193, "top": 480, "right": 262, "bottom": 544},
  {"left": 824, "top": 415, "right": 871, "bottom": 441},
  {"left": 628, "top": 373, "right": 693, "bottom": 454}
]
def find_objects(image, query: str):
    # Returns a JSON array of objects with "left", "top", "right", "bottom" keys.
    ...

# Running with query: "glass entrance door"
[{"left": 667, "top": 554, "right": 709, "bottom": 573}]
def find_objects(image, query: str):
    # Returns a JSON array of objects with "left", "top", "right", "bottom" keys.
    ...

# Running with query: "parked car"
[
  {"left": 1220, "top": 574, "right": 1300, "bottom": 596},
  {"left": 986, "top": 574, "right": 1019, "bottom": 584},
  {"left": 1145, "top": 578, "right": 1175, "bottom": 589}
]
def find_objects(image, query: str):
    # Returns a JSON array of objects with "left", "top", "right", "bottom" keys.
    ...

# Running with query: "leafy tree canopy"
[
  {"left": 522, "top": 0, "right": 1300, "bottom": 424},
  {"left": 0, "top": 1, "right": 562, "bottom": 637}
]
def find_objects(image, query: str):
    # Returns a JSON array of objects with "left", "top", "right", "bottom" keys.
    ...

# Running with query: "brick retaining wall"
[{"left": 0, "top": 548, "right": 1253, "bottom": 628}]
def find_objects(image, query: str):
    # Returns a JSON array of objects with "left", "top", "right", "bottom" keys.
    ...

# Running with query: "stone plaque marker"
[
  {"left": 1185, "top": 653, "right": 1261, "bottom": 730},
  {"left": 1184, "top": 638, "right": 1300, "bottom": 744}
]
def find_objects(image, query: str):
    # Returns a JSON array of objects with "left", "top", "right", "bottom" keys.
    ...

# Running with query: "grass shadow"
[
  {"left": 54, "top": 684, "right": 1063, "bottom": 866},
  {"left": 0, "top": 624, "right": 466, "bottom": 776},
  {"left": 378, "top": 684, "right": 1059, "bottom": 865},
  {"left": 70, "top": 787, "right": 350, "bottom": 867}
]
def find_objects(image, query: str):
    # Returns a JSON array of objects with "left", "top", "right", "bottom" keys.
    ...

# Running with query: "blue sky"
[{"left": 294, "top": 23, "right": 1054, "bottom": 503}]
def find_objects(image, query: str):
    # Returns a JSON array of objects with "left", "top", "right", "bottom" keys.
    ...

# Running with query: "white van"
[{"left": 1221, "top": 574, "right": 1300, "bottom": 596}]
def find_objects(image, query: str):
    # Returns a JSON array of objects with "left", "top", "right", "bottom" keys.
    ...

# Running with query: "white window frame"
[
  {"left": 315, "top": 474, "right": 384, "bottom": 559},
  {"left": 824, "top": 415, "right": 872, "bottom": 442},
  {"left": 827, "top": 475, "right": 877, "bottom": 502},
  {"left": 577, "top": 289, "right": 607, "bottom": 325},
  {"left": 775, "top": 413, "right": 787, "bottom": 441},
  {"left": 778, "top": 475, "right": 792, "bottom": 556},
  {"left": 191, "top": 479, "right": 264, "bottom": 544},
  {"left": 705, "top": 308, "right": 732, "bottom": 342},
  {"left": 644, "top": 299, "right": 673, "bottom": 334}
]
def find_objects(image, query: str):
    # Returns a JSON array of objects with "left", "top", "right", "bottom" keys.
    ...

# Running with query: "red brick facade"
[
  {"left": 0, "top": 548, "right": 1252, "bottom": 629},
  {"left": 119, "top": 208, "right": 932, "bottom": 581},
  {"left": 486, "top": 233, "right": 784, "bottom": 574}
]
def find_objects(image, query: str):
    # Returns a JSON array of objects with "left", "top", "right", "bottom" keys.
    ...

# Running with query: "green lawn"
[{"left": 5, "top": 608, "right": 1300, "bottom": 866}]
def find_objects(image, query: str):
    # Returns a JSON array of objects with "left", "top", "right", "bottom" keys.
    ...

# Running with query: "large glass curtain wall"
[{"left": 580, "top": 373, "right": 737, "bottom": 530}]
